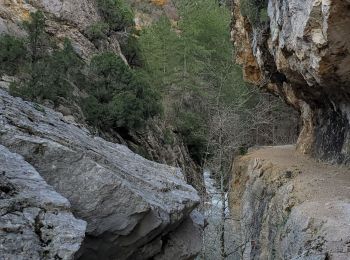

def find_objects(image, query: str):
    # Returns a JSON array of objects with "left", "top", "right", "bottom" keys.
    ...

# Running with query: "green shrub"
[
  {"left": 110, "top": 91, "right": 145, "bottom": 129},
  {"left": 82, "top": 52, "right": 162, "bottom": 130},
  {"left": 97, "top": 0, "right": 134, "bottom": 31},
  {"left": 240, "top": 0, "right": 269, "bottom": 26},
  {"left": 0, "top": 35, "right": 27, "bottom": 75},
  {"left": 175, "top": 111, "right": 207, "bottom": 164},
  {"left": 11, "top": 39, "right": 82, "bottom": 104},
  {"left": 81, "top": 96, "right": 110, "bottom": 127},
  {"left": 164, "top": 128, "right": 174, "bottom": 146},
  {"left": 120, "top": 33, "right": 142, "bottom": 67},
  {"left": 86, "top": 22, "right": 109, "bottom": 41},
  {"left": 10, "top": 12, "right": 82, "bottom": 104},
  {"left": 23, "top": 11, "right": 50, "bottom": 62}
]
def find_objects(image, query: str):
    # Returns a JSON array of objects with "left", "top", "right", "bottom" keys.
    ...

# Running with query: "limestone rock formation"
[
  {"left": 0, "top": 89, "right": 202, "bottom": 259},
  {"left": 232, "top": 0, "right": 350, "bottom": 164},
  {"left": 230, "top": 146, "right": 350, "bottom": 259},
  {"left": 126, "top": 121, "right": 204, "bottom": 194},
  {"left": 0, "top": 0, "right": 126, "bottom": 61},
  {"left": 0, "top": 0, "right": 202, "bottom": 193},
  {"left": 0, "top": 144, "right": 86, "bottom": 260}
]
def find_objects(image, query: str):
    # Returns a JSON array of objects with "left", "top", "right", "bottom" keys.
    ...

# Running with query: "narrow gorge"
[{"left": 0, "top": 0, "right": 349, "bottom": 259}]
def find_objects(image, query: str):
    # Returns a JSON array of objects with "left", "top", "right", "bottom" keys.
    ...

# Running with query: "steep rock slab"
[
  {"left": 0, "top": 144, "right": 86, "bottom": 260},
  {"left": 229, "top": 146, "right": 350, "bottom": 259},
  {"left": 232, "top": 0, "right": 350, "bottom": 164},
  {"left": 0, "top": 89, "right": 201, "bottom": 259}
]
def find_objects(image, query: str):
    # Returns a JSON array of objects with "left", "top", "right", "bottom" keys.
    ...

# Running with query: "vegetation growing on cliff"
[
  {"left": 82, "top": 52, "right": 161, "bottom": 129},
  {"left": 137, "top": 0, "right": 294, "bottom": 164},
  {"left": 0, "top": 0, "right": 296, "bottom": 165},
  {"left": 240, "top": 0, "right": 269, "bottom": 26},
  {"left": 2, "top": 10, "right": 161, "bottom": 131},
  {"left": 96, "top": 0, "right": 134, "bottom": 31},
  {"left": 7, "top": 12, "right": 83, "bottom": 104},
  {"left": 0, "top": 35, "right": 26, "bottom": 75}
]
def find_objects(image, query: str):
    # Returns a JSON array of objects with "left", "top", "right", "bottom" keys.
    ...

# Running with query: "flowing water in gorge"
[{"left": 200, "top": 170, "right": 236, "bottom": 260}]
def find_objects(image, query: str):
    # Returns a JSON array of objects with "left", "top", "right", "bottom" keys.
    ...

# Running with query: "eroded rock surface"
[
  {"left": 0, "top": 144, "right": 86, "bottom": 260},
  {"left": 0, "top": 0, "right": 126, "bottom": 61},
  {"left": 0, "top": 89, "right": 202, "bottom": 259},
  {"left": 232, "top": 0, "right": 350, "bottom": 164},
  {"left": 230, "top": 146, "right": 350, "bottom": 259},
  {"left": 0, "top": 0, "right": 203, "bottom": 194}
]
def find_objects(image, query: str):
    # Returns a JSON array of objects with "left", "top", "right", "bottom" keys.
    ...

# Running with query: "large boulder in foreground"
[
  {"left": 0, "top": 89, "right": 202, "bottom": 259},
  {"left": 0, "top": 144, "right": 86, "bottom": 260}
]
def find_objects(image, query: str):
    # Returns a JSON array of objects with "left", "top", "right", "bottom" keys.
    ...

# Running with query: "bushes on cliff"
[
  {"left": 8, "top": 11, "right": 82, "bottom": 104},
  {"left": 82, "top": 52, "right": 162, "bottom": 130},
  {"left": 11, "top": 39, "right": 83, "bottom": 104},
  {"left": 3, "top": 10, "right": 160, "bottom": 133},
  {"left": 22, "top": 11, "right": 50, "bottom": 63},
  {"left": 96, "top": 0, "right": 134, "bottom": 31},
  {"left": 86, "top": 22, "right": 110, "bottom": 42},
  {"left": 0, "top": 35, "right": 27, "bottom": 75},
  {"left": 240, "top": 0, "right": 269, "bottom": 26},
  {"left": 175, "top": 111, "right": 207, "bottom": 164}
]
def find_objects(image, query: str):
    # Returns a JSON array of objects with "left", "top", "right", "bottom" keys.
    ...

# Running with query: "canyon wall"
[
  {"left": 229, "top": 146, "right": 350, "bottom": 259},
  {"left": 0, "top": 88, "right": 203, "bottom": 259},
  {"left": 230, "top": 1, "right": 350, "bottom": 259},
  {"left": 0, "top": 0, "right": 203, "bottom": 192},
  {"left": 232, "top": 0, "right": 350, "bottom": 164}
]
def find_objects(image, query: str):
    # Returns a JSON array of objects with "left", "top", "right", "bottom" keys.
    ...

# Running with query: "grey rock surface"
[
  {"left": 0, "top": 89, "right": 202, "bottom": 259},
  {"left": 0, "top": 0, "right": 126, "bottom": 61},
  {"left": 230, "top": 146, "right": 350, "bottom": 260},
  {"left": 155, "top": 211, "right": 204, "bottom": 260},
  {"left": 0, "top": 144, "right": 86, "bottom": 260},
  {"left": 232, "top": 0, "right": 350, "bottom": 164}
]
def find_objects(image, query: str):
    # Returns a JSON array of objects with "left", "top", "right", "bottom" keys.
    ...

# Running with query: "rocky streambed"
[{"left": 201, "top": 170, "right": 236, "bottom": 260}]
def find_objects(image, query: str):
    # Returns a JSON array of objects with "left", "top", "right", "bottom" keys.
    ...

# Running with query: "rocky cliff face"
[
  {"left": 229, "top": 146, "right": 350, "bottom": 259},
  {"left": 0, "top": 0, "right": 202, "bottom": 192},
  {"left": 232, "top": 0, "right": 350, "bottom": 164},
  {"left": 0, "top": 0, "right": 126, "bottom": 61},
  {"left": 125, "top": 122, "right": 204, "bottom": 194},
  {"left": 0, "top": 88, "right": 203, "bottom": 259},
  {"left": 0, "top": 144, "right": 86, "bottom": 259}
]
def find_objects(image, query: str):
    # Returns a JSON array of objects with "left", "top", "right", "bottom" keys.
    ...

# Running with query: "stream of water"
[{"left": 200, "top": 170, "right": 236, "bottom": 260}]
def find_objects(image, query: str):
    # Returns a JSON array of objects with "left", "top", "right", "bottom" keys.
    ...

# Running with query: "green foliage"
[
  {"left": 239, "top": 145, "right": 248, "bottom": 155},
  {"left": 120, "top": 33, "right": 142, "bottom": 66},
  {"left": 164, "top": 128, "right": 174, "bottom": 146},
  {"left": 23, "top": 11, "right": 50, "bottom": 62},
  {"left": 97, "top": 0, "right": 134, "bottom": 31},
  {"left": 110, "top": 92, "right": 145, "bottom": 129},
  {"left": 8, "top": 12, "right": 82, "bottom": 104},
  {"left": 0, "top": 35, "right": 27, "bottom": 75},
  {"left": 137, "top": 0, "right": 251, "bottom": 163},
  {"left": 11, "top": 39, "right": 82, "bottom": 104},
  {"left": 240, "top": 0, "right": 269, "bottom": 26},
  {"left": 138, "top": 16, "right": 181, "bottom": 91},
  {"left": 176, "top": 112, "right": 207, "bottom": 164},
  {"left": 82, "top": 52, "right": 162, "bottom": 130},
  {"left": 2, "top": 9, "right": 160, "bottom": 134},
  {"left": 86, "top": 22, "right": 109, "bottom": 41}
]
